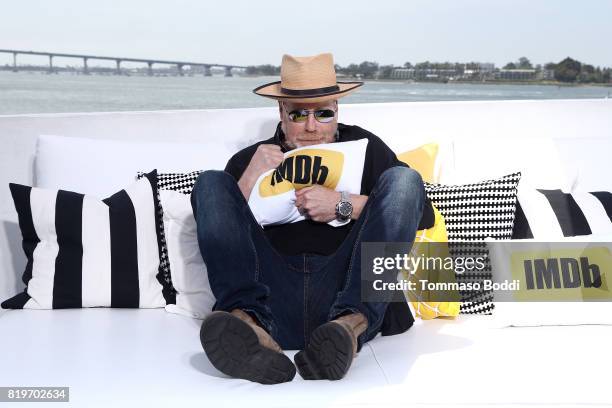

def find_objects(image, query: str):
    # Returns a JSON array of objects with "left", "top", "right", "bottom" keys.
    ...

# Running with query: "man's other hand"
[{"left": 294, "top": 185, "right": 341, "bottom": 223}]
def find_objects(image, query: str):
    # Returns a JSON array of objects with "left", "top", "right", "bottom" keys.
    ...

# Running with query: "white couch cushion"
[
  {"left": 369, "top": 317, "right": 612, "bottom": 406},
  {"left": 554, "top": 137, "right": 612, "bottom": 192},
  {"left": 447, "top": 136, "right": 574, "bottom": 189},
  {"left": 0, "top": 309, "right": 389, "bottom": 408},
  {"left": 2, "top": 309, "right": 611, "bottom": 406},
  {"left": 35, "top": 135, "right": 235, "bottom": 197}
]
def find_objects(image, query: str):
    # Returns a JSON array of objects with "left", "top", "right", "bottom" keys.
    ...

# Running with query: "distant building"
[
  {"left": 414, "top": 68, "right": 457, "bottom": 80},
  {"left": 458, "top": 63, "right": 496, "bottom": 80},
  {"left": 463, "top": 69, "right": 476, "bottom": 76},
  {"left": 390, "top": 68, "right": 415, "bottom": 79},
  {"left": 537, "top": 69, "right": 555, "bottom": 80},
  {"left": 496, "top": 69, "right": 537, "bottom": 80},
  {"left": 392, "top": 63, "right": 560, "bottom": 82},
  {"left": 478, "top": 63, "right": 495, "bottom": 72}
]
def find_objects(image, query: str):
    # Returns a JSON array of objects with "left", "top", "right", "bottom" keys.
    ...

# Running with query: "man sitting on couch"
[{"left": 190, "top": 53, "right": 432, "bottom": 384}]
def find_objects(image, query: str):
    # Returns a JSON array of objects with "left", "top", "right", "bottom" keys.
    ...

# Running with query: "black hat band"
[{"left": 280, "top": 85, "right": 340, "bottom": 96}]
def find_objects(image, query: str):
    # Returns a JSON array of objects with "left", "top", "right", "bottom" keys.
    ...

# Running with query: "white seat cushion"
[
  {"left": 2, "top": 309, "right": 611, "bottom": 406},
  {"left": 0, "top": 309, "right": 388, "bottom": 408},
  {"left": 370, "top": 317, "right": 612, "bottom": 406}
]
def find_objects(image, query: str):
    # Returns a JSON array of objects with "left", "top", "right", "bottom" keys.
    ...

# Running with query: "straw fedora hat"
[{"left": 253, "top": 53, "right": 363, "bottom": 103}]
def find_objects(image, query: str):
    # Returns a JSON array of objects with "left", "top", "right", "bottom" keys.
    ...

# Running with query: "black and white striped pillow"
[
  {"left": 424, "top": 172, "right": 522, "bottom": 315},
  {"left": 513, "top": 189, "right": 612, "bottom": 239},
  {"left": 1, "top": 170, "right": 174, "bottom": 310}
]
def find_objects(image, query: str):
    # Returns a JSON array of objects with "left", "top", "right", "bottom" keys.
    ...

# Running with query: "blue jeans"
[{"left": 190, "top": 166, "right": 424, "bottom": 351}]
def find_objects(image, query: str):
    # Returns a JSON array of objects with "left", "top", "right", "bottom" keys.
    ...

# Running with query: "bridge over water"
[{"left": 0, "top": 49, "right": 247, "bottom": 76}]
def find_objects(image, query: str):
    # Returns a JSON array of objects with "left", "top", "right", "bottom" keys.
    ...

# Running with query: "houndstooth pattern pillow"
[
  {"left": 136, "top": 171, "right": 203, "bottom": 298},
  {"left": 424, "top": 172, "right": 522, "bottom": 315},
  {"left": 156, "top": 171, "right": 202, "bottom": 194}
]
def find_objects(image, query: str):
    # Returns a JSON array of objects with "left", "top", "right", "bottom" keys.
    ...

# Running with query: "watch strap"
[{"left": 341, "top": 190, "right": 351, "bottom": 203}]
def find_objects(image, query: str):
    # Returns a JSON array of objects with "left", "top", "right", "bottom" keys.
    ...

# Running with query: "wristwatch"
[{"left": 335, "top": 191, "right": 353, "bottom": 221}]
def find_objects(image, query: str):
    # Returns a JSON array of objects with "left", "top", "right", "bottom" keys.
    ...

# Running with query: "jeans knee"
[
  {"left": 193, "top": 170, "right": 234, "bottom": 194},
  {"left": 192, "top": 169, "right": 234, "bottom": 199},
  {"left": 377, "top": 167, "right": 425, "bottom": 202},
  {"left": 191, "top": 170, "right": 239, "bottom": 215}
]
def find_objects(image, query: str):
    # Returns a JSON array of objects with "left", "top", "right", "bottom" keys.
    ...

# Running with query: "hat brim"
[{"left": 253, "top": 81, "right": 363, "bottom": 103}]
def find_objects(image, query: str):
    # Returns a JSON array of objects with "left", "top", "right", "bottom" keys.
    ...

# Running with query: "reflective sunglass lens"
[
  {"left": 288, "top": 109, "right": 335, "bottom": 123},
  {"left": 314, "top": 109, "right": 335, "bottom": 122},
  {"left": 288, "top": 110, "right": 308, "bottom": 122}
]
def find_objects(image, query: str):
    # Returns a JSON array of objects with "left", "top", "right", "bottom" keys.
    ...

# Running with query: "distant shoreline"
[
  {"left": 350, "top": 78, "right": 612, "bottom": 88},
  {"left": 2, "top": 70, "right": 610, "bottom": 88},
  {"left": 239, "top": 74, "right": 612, "bottom": 88}
]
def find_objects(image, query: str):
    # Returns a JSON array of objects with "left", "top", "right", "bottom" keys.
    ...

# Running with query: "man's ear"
[{"left": 278, "top": 101, "right": 283, "bottom": 119}]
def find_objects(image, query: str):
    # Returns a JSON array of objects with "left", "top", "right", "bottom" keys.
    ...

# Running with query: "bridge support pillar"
[
  {"left": 147, "top": 62, "right": 154, "bottom": 76},
  {"left": 48, "top": 55, "right": 55, "bottom": 74},
  {"left": 203, "top": 65, "right": 212, "bottom": 76},
  {"left": 115, "top": 60, "right": 122, "bottom": 75},
  {"left": 177, "top": 64, "right": 184, "bottom": 76},
  {"left": 12, "top": 53, "right": 17, "bottom": 72},
  {"left": 224, "top": 66, "right": 233, "bottom": 77},
  {"left": 83, "top": 58, "right": 89, "bottom": 75}
]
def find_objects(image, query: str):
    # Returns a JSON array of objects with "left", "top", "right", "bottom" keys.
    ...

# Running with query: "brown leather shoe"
[
  {"left": 294, "top": 312, "right": 368, "bottom": 380},
  {"left": 200, "top": 309, "right": 296, "bottom": 384}
]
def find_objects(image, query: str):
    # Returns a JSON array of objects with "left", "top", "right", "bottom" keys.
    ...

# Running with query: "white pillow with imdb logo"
[{"left": 248, "top": 139, "right": 369, "bottom": 227}]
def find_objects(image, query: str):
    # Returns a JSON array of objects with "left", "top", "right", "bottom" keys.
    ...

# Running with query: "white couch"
[{"left": 1, "top": 99, "right": 611, "bottom": 407}]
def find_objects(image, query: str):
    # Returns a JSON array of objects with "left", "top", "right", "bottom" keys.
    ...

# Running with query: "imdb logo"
[{"left": 258, "top": 149, "right": 344, "bottom": 197}]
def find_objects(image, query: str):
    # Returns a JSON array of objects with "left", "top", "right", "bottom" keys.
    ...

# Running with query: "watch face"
[{"left": 338, "top": 201, "right": 353, "bottom": 218}]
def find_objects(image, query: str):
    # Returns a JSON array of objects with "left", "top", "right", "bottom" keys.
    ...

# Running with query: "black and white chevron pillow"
[
  {"left": 2, "top": 170, "right": 174, "bottom": 310},
  {"left": 424, "top": 172, "right": 522, "bottom": 315},
  {"left": 513, "top": 189, "right": 612, "bottom": 239}
]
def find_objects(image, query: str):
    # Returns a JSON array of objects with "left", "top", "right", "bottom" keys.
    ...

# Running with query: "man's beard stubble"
[{"left": 281, "top": 126, "right": 338, "bottom": 150}]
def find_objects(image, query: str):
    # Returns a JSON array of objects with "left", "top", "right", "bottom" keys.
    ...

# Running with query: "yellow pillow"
[
  {"left": 397, "top": 142, "right": 439, "bottom": 183},
  {"left": 402, "top": 206, "right": 461, "bottom": 319}
]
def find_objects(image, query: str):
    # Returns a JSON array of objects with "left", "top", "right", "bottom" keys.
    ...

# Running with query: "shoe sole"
[
  {"left": 200, "top": 311, "right": 296, "bottom": 385},
  {"left": 294, "top": 322, "right": 354, "bottom": 380}
]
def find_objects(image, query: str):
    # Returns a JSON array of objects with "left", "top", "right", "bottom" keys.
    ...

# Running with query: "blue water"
[{"left": 0, "top": 71, "right": 610, "bottom": 115}]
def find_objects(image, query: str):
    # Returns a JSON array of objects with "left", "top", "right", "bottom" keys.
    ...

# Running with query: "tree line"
[
  {"left": 245, "top": 56, "right": 611, "bottom": 84},
  {"left": 503, "top": 56, "right": 610, "bottom": 83}
]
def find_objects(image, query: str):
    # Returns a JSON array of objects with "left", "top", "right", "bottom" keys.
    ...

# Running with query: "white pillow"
[
  {"left": 160, "top": 190, "right": 215, "bottom": 319},
  {"left": 554, "top": 137, "right": 612, "bottom": 192},
  {"left": 248, "top": 139, "right": 368, "bottom": 227},
  {"left": 449, "top": 137, "right": 575, "bottom": 189},
  {"left": 36, "top": 135, "right": 233, "bottom": 197},
  {"left": 487, "top": 235, "right": 612, "bottom": 326}
]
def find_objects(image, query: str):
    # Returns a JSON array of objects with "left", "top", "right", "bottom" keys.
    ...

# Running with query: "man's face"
[{"left": 279, "top": 100, "right": 338, "bottom": 149}]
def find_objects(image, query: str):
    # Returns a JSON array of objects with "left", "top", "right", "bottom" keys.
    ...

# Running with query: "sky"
[{"left": 2, "top": 0, "right": 612, "bottom": 68}]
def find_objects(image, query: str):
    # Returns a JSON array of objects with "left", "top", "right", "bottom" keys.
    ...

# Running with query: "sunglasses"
[{"left": 285, "top": 107, "right": 336, "bottom": 123}]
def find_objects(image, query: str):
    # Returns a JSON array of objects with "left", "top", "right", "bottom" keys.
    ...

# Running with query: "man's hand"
[
  {"left": 238, "top": 144, "right": 284, "bottom": 200},
  {"left": 294, "top": 185, "right": 341, "bottom": 223},
  {"left": 245, "top": 144, "right": 284, "bottom": 178}
]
